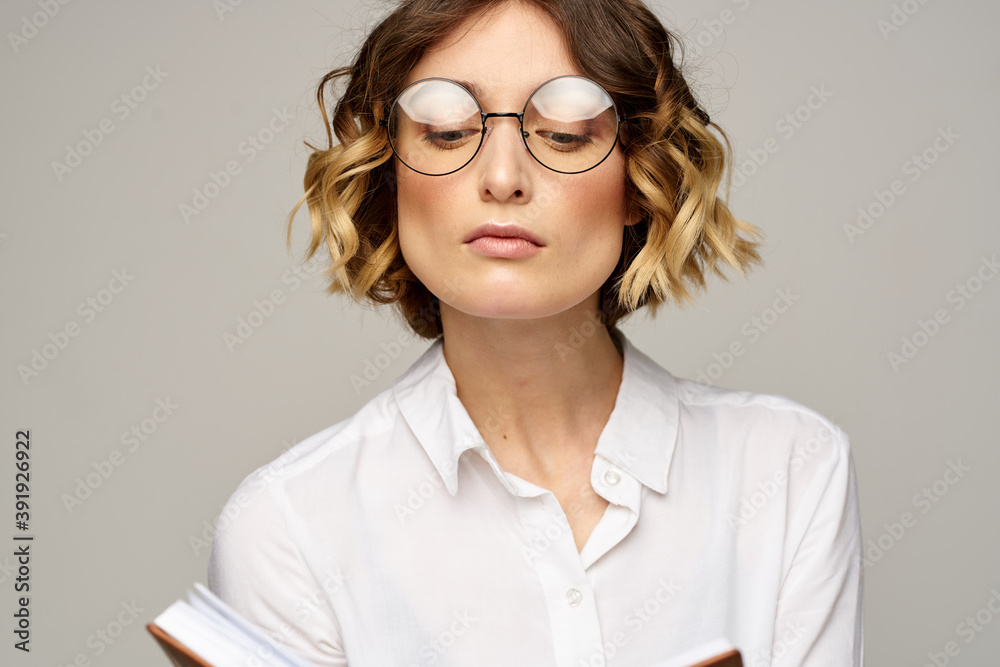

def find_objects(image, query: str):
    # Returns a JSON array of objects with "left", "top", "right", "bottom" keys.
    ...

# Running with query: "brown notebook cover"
[
  {"left": 148, "top": 619, "right": 743, "bottom": 667},
  {"left": 147, "top": 622, "right": 213, "bottom": 667},
  {"left": 690, "top": 647, "right": 743, "bottom": 667}
]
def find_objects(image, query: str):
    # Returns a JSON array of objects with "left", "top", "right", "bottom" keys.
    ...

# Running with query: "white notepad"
[{"left": 153, "top": 582, "right": 313, "bottom": 667}]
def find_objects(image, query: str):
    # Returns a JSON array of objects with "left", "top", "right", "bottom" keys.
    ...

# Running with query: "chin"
[{"left": 443, "top": 292, "right": 593, "bottom": 323}]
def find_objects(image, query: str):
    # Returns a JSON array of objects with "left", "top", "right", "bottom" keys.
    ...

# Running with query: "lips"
[{"left": 463, "top": 221, "right": 544, "bottom": 246}]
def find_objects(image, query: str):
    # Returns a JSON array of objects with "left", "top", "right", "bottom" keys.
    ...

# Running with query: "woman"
[{"left": 208, "top": 0, "right": 864, "bottom": 665}]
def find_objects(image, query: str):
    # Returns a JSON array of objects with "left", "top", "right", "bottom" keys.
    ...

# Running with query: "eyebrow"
[
  {"left": 453, "top": 79, "right": 486, "bottom": 99},
  {"left": 451, "top": 78, "right": 549, "bottom": 104}
]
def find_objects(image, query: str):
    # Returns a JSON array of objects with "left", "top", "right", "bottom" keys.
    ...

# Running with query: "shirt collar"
[{"left": 392, "top": 327, "right": 680, "bottom": 497}]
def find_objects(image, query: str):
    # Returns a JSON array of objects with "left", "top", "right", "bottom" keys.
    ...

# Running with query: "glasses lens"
[
  {"left": 523, "top": 77, "right": 620, "bottom": 173},
  {"left": 386, "top": 76, "right": 620, "bottom": 175},
  {"left": 387, "top": 79, "right": 483, "bottom": 176}
]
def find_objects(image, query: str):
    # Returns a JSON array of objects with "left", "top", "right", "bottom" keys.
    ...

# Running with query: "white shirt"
[{"left": 207, "top": 327, "right": 864, "bottom": 666}]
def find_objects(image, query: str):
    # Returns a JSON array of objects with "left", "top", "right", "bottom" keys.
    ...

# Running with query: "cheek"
[
  {"left": 397, "top": 170, "right": 441, "bottom": 249},
  {"left": 581, "top": 174, "right": 626, "bottom": 218},
  {"left": 556, "top": 176, "right": 628, "bottom": 285},
  {"left": 556, "top": 171, "right": 628, "bottom": 247},
  {"left": 396, "top": 166, "right": 467, "bottom": 225},
  {"left": 395, "top": 168, "right": 466, "bottom": 281}
]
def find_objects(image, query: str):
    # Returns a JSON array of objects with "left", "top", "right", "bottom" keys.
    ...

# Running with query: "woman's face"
[{"left": 395, "top": 1, "right": 638, "bottom": 324}]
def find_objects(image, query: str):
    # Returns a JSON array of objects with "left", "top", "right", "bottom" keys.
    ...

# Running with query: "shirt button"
[
  {"left": 565, "top": 587, "right": 583, "bottom": 607},
  {"left": 603, "top": 469, "right": 621, "bottom": 486}
]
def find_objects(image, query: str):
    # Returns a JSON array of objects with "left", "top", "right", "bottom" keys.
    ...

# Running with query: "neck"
[{"left": 439, "top": 296, "right": 624, "bottom": 480}]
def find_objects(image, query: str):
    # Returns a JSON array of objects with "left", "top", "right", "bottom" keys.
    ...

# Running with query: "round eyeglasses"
[{"left": 378, "top": 75, "right": 630, "bottom": 176}]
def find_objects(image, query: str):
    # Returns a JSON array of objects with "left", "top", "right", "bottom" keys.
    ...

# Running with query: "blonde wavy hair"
[{"left": 287, "top": 0, "right": 765, "bottom": 340}]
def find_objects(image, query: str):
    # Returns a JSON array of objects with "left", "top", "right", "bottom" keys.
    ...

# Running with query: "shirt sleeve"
[
  {"left": 207, "top": 471, "right": 349, "bottom": 666},
  {"left": 771, "top": 422, "right": 864, "bottom": 666}
]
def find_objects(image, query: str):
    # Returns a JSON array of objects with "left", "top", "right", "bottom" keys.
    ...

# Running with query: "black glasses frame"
[{"left": 378, "top": 74, "right": 633, "bottom": 176}]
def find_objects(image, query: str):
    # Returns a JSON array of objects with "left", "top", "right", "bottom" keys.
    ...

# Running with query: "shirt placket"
[
  {"left": 579, "top": 457, "right": 642, "bottom": 570},
  {"left": 512, "top": 482, "right": 607, "bottom": 667},
  {"left": 473, "top": 445, "right": 644, "bottom": 667}
]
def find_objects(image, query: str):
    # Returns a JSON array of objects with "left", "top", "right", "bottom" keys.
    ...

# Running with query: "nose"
[{"left": 477, "top": 116, "right": 531, "bottom": 201}]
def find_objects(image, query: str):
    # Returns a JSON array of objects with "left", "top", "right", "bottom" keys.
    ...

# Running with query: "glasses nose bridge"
[{"left": 480, "top": 111, "right": 526, "bottom": 143}]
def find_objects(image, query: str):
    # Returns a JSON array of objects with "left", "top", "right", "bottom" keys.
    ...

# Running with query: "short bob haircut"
[{"left": 287, "top": 0, "right": 765, "bottom": 340}]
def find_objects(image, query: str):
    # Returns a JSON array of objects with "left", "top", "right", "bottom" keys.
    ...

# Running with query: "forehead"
[{"left": 404, "top": 2, "right": 580, "bottom": 105}]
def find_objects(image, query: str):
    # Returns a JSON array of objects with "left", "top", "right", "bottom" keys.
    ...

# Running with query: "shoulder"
[
  {"left": 668, "top": 378, "right": 860, "bottom": 552},
  {"left": 214, "top": 384, "right": 403, "bottom": 531},
  {"left": 207, "top": 385, "right": 406, "bottom": 590},
  {"left": 672, "top": 375, "right": 850, "bottom": 471}
]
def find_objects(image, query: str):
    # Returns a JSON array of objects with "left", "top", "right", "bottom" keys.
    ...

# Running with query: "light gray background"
[{"left": 2, "top": 0, "right": 998, "bottom": 665}]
